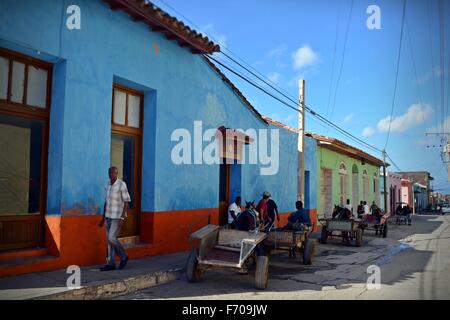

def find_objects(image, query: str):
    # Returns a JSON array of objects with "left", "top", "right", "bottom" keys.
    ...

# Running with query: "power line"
[
  {"left": 155, "top": 0, "right": 394, "bottom": 158},
  {"left": 438, "top": 0, "right": 446, "bottom": 132},
  {"left": 384, "top": 0, "right": 407, "bottom": 149},
  {"left": 325, "top": 0, "right": 342, "bottom": 121},
  {"left": 427, "top": 0, "right": 439, "bottom": 131},
  {"left": 328, "top": 0, "right": 353, "bottom": 127},
  {"left": 385, "top": 153, "right": 403, "bottom": 172},
  {"left": 205, "top": 54, "right": 383, "bottom": 154}
]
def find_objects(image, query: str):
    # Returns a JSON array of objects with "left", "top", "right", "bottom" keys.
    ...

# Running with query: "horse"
[{"left": 332, "top": 205, "right": 352, "bottom": 220}]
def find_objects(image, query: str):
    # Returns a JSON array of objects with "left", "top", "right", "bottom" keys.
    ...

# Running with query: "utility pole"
[
  {"left": 298, "top": 79, "right": 305, "bottom": 202},
  {"left": 382, "top": 149, "right": 388, "bottom": 215}
]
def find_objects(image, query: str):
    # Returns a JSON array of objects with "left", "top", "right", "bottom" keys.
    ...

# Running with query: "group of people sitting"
[{"left": 227, "top": 192, "right": 311, "bottom": 232}]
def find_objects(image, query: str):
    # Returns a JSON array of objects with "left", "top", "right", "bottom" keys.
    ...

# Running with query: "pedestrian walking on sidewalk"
[{"left": 99, "top": 166, "right": 131, "bottom": 271}]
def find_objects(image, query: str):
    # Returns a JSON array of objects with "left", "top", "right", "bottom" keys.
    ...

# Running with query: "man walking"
[{"left": 99, "top": 167, "right": 131, "bottom": 271}]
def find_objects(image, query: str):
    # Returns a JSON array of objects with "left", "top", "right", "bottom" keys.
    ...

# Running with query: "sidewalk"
[{"left": 0, "top": 252, "right": 188, "bottom": 300}]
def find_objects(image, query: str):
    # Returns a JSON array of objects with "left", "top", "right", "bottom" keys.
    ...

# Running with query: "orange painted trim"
[
  {"left": 0, "top": 208, "right": 219, "bottom": 278},
  {"left": 0, "top": 248, "right": 47, "bottom": 262}
]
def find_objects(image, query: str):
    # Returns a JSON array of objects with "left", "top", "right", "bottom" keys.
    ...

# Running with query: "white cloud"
[
  {"left": 362, "top": 127, "right": 375, "bottom": 137},
  {"left": 267, "top": 72, "right": 281, "bottom": 84},
  {"left": 377, "top": 103, "right": 433, "bottom": 133},
  {"left": 291, "top": 45, "right": 320, "bottom": 70},
  {"left": 343, "top": 113, "right": 354, "bottom": 123},
  {"left": 202, "top": 24, "right": 227, "bottom": 48},
  {"left": 268, "top": 44, "right": 288, "bottom": 58}
]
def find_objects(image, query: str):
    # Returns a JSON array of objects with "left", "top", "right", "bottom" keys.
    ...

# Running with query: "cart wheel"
[
  {"left": 186, "top": 249, "right": 202, "bottom": 282},
  {"left": 255, "top": 255, "right": 269, "bottom": 290},
  {"left": 321, "top": 227, "right": 328, "bottom": 244},
  {"left": 382, "top": 224, "right": 388, "bottom": 238},
  {"left": 355, "top": 228, "right": 363, "bottom": 247},
  {"left": 302, "top": 239, "right": 316, "bottom": 265}
]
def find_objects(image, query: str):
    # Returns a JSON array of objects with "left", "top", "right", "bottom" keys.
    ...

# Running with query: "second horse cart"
[{"left": 319, "top": 218, "right": 363, "bottom": 247}]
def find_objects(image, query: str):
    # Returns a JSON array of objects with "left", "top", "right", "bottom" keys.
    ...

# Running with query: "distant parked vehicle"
[{"left": 442, "top": 204, "right": 450, "bottom": 215}]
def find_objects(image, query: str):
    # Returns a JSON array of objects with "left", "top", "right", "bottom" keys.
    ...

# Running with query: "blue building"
[{"left": 0, "top": 0, "right": 302, "bottom": 276}]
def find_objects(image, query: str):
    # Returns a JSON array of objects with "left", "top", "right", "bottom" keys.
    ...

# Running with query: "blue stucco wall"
[
  {"left": 304, "top": 135, "right": 317, "bottom": 210},
  {"left": 0, "top": 0, "right": 299, "bottom": 215}
]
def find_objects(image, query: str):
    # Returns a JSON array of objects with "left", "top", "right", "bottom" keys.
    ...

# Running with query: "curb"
[{"left": 33, "top": 267, "right": 184, "bottom": 300}]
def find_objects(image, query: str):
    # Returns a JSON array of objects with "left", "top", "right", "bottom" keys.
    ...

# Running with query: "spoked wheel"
[
  {"left": 355, "top": 228, "right": 363, "bottom": 247},
  {"left": 255, "top": 255, "right": 269, "bottom": 290},
  {"left": 382, "top": 224, "right": 388, "bottom": 238},
  {"left": 302, "top": 239, "right": 316, "bottom": 265},
  {"left": 186, "top": 249, "right": 202, "bottom": 282}
]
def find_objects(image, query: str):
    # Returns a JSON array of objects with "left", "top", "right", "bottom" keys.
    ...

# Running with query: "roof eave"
[{"left": 104, "top": 0, "right": 220, "bottom": 54}]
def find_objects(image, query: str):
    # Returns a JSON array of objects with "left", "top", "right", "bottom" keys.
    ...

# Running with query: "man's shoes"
[
  {"left": 100, "top": 265, "right": 116, "bottom": 271},
  {"left": 118, "top": 256, "right": 129, "bottom": 270}
]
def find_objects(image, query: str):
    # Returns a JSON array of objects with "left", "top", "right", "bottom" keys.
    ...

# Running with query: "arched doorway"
[
  {"left": 362, "top": 170, "right": 369, "bottom": 203},
  {"left": 352, "top": 164, "right": 359, "bottom": 212},
  {"left": 339, "top": 162, "right": 348, "bottom": 206}
]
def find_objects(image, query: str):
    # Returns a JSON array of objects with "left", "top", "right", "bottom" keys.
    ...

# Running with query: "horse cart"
[
  {"left": 186, "top": 224, "right": 270, "bottom": 290},
  {"left": 264, "top": 226, "right": 316, "bottom": 265},
  {"left": 359, "top": 212, "right": 389, "bottom": 238},
  {"left": 319, "top": 218, "right": 363, "bottom": 247}
]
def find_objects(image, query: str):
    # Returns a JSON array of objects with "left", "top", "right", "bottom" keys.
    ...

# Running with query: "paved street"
[{"left": 115, "top": 214, "right": 450, "bottom": 300}]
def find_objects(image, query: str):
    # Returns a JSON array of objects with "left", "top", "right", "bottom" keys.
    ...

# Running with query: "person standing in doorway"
[{"left": 99, "top": 166, "right": 131, "bottom": 271}]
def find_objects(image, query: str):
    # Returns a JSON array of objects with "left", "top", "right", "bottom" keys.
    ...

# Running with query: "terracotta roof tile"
[{"left": 104, "top": 0, "right": 220, "bottom": 54}]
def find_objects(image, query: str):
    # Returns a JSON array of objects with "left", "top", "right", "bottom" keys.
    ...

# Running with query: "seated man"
[
  {"left": 283, "top": 201, "right": 310, "bottom": 230},
  {"left": 235, "top": 201, "right": 257, "bottom": 231},
  {"left": 227, "top": 196, "right": 241, "bottom": 228}
]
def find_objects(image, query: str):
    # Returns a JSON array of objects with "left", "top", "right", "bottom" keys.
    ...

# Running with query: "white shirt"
[
  {"left": 105, "top": 179, "right": 131, "bottom": 219},
  {"left": 228, "top": 202, "right": 241, "bottom": 224},
  {"left": 364, "top": 204, "right": 370, "bottom": 215},
  {"left": 344, "top": 204, "right": 353, "bottom": 211}
]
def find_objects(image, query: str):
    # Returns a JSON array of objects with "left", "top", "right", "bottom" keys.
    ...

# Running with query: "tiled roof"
[
  {"left": 103, "top": 0, "right": 220, "bottom": 54},
  {"left": 203, "top": 57, "right": 268, "bottom": 125},
  {"left": 257, "top": 116, "right": 384, "bottom": 167},
  {"left": 307, "top": 132, "right": 385, "bottom": 167},
  {"left": 262, "top": 116, "right": 300, "bottom": 133}
]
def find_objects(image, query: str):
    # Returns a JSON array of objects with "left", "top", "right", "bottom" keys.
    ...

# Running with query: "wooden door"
[
  {"left": 320, "top": 168, "right": 332, "bottom": 217},
  {"left": 218, "top": 163, "right": 230, "bottom": 226},
  {"left": 110, "top": 85, "right": 143, "bottom": 237},
  {"left": 0, "top": 49, "right": 51, "bottom": 251}
]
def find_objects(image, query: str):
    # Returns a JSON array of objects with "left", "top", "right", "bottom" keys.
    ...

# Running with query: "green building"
[{"left": 308, "top": 133, "right": 385, "bottom": 217}]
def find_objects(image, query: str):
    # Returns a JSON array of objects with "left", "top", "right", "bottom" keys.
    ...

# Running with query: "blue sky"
[{"left": 152, "top": 0, "right": 450, "bottom": 193}]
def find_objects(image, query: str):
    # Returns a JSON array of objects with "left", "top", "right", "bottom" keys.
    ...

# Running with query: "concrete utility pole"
[
  {"left": 298, "top": 79, "right": 305, "bottom": 202},
  {"left": 382, "top": 149, "right": 388, "bottom": 215}
]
